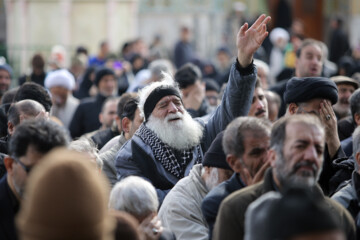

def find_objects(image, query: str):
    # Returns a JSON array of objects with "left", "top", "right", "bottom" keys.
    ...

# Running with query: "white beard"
[{"left": 146, "top": 111, "right": 204, "bottom": 150}]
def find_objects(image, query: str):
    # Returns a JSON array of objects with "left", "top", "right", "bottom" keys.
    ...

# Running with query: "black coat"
[
  {"left": 69, "top": 94, "right": 108, "bottom": 139},
  {"left": 0, "top": 175, "right": 18, "bottom": 240},
  {"left": 201, "top": 173, "right": 245, "bottom": 239}
]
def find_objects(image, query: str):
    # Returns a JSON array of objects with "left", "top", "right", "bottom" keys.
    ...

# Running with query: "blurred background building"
[{"left": 1, "top": 0, "right": 360, "bottom": 79}]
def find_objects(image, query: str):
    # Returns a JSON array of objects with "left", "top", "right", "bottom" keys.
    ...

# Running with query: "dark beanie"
[
  {"left": 284, "top": 77, "right": 338, "bottom": 105},
  {"left": 95, "top": 68, "right": 115, "bottom": 86},
  {"left": 202, "top": 131, "right": 232, "bottom": 170},
  {"left": 143, "top": 85, "right": 182, "bottom": 121}
]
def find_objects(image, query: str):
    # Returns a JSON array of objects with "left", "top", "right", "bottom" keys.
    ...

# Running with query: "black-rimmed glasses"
[{"left": 12, "top": 156, "right": 32, "bottom": 173}]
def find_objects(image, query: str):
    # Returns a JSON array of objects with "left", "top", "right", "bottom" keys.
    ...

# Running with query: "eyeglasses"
[{"left": 12, "top": 156, "right": 32, "bottom": 173}]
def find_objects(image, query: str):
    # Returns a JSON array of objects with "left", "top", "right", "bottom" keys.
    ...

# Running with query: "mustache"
[
  {"left": 255, "top": 109, "right": 266, "bottom": 116},
  {"left": 339, "top": 98, "right": 349, "bottom": 104},
  {"left": 289, "top": 161, "right": 318, "bottom": 176},
  {"left": 165, "top": 112, "right": 183, "bottom": 121}
]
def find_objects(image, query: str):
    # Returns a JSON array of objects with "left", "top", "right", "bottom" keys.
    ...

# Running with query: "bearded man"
[
  {"left": 115, "top": 14, "right": 271, "bottom": 203},
  {"left": 212, "top": 115, "right": 356, "bottom": 240}
]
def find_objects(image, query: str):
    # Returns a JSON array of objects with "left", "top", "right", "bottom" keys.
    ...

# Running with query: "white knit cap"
[
  {"left": 45, "top": 69, "right": 75, "bottom": 90},
  {"left": 269, "top": 27, "right": 290, "bottom": 44}
]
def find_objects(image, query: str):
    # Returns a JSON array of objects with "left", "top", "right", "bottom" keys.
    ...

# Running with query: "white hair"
[
  {"left": 254, "top": 59, "right": 270, "bottom": 75},
  {"left": 137, "top": 72, "right": 182, "bottom": 119},
  {"left": 109, "top": 176, "right": 159, "bottom": 219},
  {"left": 147, "top": 111, "right": 203, "bottom": 150},
  {"left": 68, "top": 138, "right": 103, "bottom": 170},
  {"left": 201, "top": 167, "right": 220, "bottom": 191}
]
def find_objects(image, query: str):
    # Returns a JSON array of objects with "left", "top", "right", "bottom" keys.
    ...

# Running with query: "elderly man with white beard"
[{"left": 115, "top": 14, "right": 271, "bottom": 203}]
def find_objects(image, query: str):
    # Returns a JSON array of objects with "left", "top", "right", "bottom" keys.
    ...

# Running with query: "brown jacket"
[{"left": 212, "top": 169, "right": 356, "bottom": 240}]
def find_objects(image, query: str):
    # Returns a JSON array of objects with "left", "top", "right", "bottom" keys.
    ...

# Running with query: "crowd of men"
[{"left": 1, "top": 13, "right": 360, "bottom": 240}]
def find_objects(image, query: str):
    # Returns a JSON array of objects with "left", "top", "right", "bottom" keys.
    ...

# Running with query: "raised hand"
[{"left": 237, "top": 14, "right": 271, "bottom": 67}]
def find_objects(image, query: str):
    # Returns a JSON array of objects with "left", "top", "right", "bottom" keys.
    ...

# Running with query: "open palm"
[{"left": 237, "top": 14, "right": 271, "bottom": 67}]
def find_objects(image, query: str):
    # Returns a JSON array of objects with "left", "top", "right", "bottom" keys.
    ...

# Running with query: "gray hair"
[
  {"left": 222, "top": 117, "right": 271, "bottom": 158},
  {"left": 350, "top": 89, "right": 360, "bottom": 120},
  {"left": 109, "top": 176, "right": 159, "bottom": 220},
  {"left": 68, "top": 138, "right": 103, "bottom": 170},
  {"left": 270, "top": 115, "right": 324, "bottom": 154}
]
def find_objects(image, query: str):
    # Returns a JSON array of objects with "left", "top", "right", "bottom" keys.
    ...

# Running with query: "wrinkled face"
[
  {"left": 50, "top": 86, "right": 69, "bottom": 107},
  {"left": 10, "top": 145, "right": 44, "bottom": 198},
  {"left": 128, "top": 108, "right": 143, "bottom": 138},
  {"left": 151, "top": 95, "right": 185, "bottom": 121},
  {"left": 336, "top": 83, "right": 355, "bottom": 108},
  {"left": 98, "top": 75, "right": 116, "bottom": 97},
  {"left": 295, "top": 44, "right": 323, "bottom": 77},
  {"left": 100, "top": 100, "right": 117, "bottom": 128},
  {"left": 294, "top": 98, "right": 325, "bottom": 116},
  {"left": 233, "top": 132, "right": 270, "bottom": 176},
  {"left": 0, "top": 69, "right": 11, "bottom": 94},
  {"left": 248, "top": 87, "right": 268, "bottom": 119},
  {"left": 274, "top": 122, "right": 325, "bottom": 186}
]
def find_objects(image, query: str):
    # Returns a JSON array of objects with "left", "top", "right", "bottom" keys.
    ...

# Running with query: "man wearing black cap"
[
  {"left": 115, "top": 15, "right": 272, "bottom": 204},
  {"left": 201, "top": 117, "right": 271, "bottom": 239},
  {"left": 213, "top": 115, "right": 355, "bottom": 240},
  {"left": 269, "top": 38, "right": 324, "bottom": 117},
  {"left": 158, "top": 132, "right": 233, "bottom": 240},
  {"left": 69, "top": 68, "right": 117, "bottom": 139},
  {"left": 283, "top": 76, "right": 342, "bottom": 194}
]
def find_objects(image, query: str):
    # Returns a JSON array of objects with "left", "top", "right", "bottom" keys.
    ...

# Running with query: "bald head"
[{"left": 7, "top": 99, "right": 47, "bottom": 135}]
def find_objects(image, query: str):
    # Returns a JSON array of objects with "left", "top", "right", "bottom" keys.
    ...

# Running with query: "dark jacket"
[
  {"left": 69, "top": 94, "right": 108, "bottom": 139},
  {"left": 187, "top": 100, "right": 212, "bottom": 118},
  {"left": 338, "top": 116, "right": 356, "bottom": 141},
  {"left": 332, "top": 171, "right": 360, "bottom": 239},
  {"left": 91, "top": 127, "right": 119, "bottom": 150},
  {"left": 201, "top": 173, "right": 245, "bottom": 239},
  {"left": 213, "top": 169, "right": 356, "bottom": 240},
  {"left": 330, "top": 156, "right": 355, "bottom": 195},
  {"left": 0, "top": 175, "right": 19, "bottom": 240},
  {"left": 116, "top": 61, "right": 258, "bottom": 204}
]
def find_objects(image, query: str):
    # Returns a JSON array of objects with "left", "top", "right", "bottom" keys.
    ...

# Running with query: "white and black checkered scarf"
[{"left": 136, "top": 124, "right": 202, "bottom": 178}]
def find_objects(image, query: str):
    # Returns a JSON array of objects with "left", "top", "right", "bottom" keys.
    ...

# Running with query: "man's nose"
[
  {"left": 168, "top": 102, "right": 178, "bottom": 113},
  {"left": 304, "top": 145, "right": 318, "bottom": 162}
]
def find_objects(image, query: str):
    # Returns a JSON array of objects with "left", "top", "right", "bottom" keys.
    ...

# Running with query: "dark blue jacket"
[
  {"left": 201, "top": 173, "right": 245, "bottom": 239},
  {"left": 0, "top": 174, "right": 18, "bottom": 240}
]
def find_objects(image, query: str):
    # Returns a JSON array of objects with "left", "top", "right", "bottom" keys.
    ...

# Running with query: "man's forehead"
[
  {"left": 156, "top": 95, "right": 181, "bottom": 105},
  {"left": 0, "top": 69, "right": 10, "bottom": 76},
  {"left": 285, "top": 121, "right": 324, "bottom": 140}
]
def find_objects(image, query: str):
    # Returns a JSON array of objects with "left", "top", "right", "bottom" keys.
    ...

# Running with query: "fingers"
[
  {"left": 239, "top": 22, "right": 249, "bottom": 37},
  {"left": 240, "top": 167, "right": 252, "bottom": 186},
  {"left": 251, "top": 14, "right": 266, "bottom": 29}
]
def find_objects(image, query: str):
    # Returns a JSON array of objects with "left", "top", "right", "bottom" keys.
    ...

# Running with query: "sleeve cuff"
[{"left": 235, "top": 58, "right": 255, "bottom": 76}]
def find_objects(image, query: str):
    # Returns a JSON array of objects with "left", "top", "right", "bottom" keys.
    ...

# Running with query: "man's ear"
[
  {"left": 4, "top": 156, "right": 14, "bottom": 173},
  {"left": 288, "top": 103, "right": 298, "bottom": 115},
  {"left": 122, "top": 117, "right": 130, "bottom": 134},
  {"left": 7, "top": 122, "right": 15, "bottom": 136},
  {"left": 99, "top": 113, "right": 103, "bottom": 124},
  {"left": 355, "top": 152, "right": 360, "bottom": 171},
  {"left": 268, "top": 149, "right": 277, "bottom": 168},
  {"left": 354, "top": 113, "right": 360, "bottom": 126},
  {"left": 226, "top": 154, "right": 241, "bottom": 173}
]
